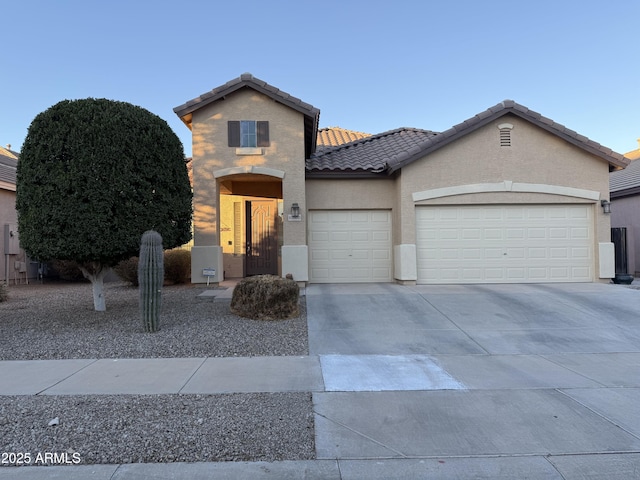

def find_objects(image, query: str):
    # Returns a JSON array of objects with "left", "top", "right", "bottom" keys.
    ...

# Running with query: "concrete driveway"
[{"left": 306, "top": 282, "right": 640, "bottom": 479}]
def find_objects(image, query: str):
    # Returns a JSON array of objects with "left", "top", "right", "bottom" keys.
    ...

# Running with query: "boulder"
[{"left": 230, "top": 275, "right": 299, "bottom": 320}]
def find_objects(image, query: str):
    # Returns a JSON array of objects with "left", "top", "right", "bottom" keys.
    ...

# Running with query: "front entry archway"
[{"left": 217, "top": 172, "right": 283, "bottom": 278}]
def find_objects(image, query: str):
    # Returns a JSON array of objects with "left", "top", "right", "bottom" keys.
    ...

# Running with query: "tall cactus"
[{"left": 138, "top": 230, "right": 164, "bottom": 333}]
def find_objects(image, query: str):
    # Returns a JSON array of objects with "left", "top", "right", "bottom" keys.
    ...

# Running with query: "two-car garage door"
[{"left": 416, "top": 205, "right": 593, "bottom": 284}]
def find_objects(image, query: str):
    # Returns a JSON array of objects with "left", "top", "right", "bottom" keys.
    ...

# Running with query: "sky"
[{"left": 2, "top": 0, "right": 639, "bottom": 159}]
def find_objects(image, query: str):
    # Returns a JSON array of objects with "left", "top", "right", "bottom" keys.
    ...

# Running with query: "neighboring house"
[
  {"left": 174, "top": 73, "right": 629, "bottom": 285},
  {"left": 0, "top": 144, "right": 30, "bottom": 283},
  {"left": 610, "top": 139, "right": 640, "bottom": 276}
]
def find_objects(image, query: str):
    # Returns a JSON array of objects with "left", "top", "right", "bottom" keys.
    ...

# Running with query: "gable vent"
[{"left": 498, "top": 123, "right": 513, "bottom": 147}]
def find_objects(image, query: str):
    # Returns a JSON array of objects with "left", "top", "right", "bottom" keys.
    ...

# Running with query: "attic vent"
[{"left": 498, "top": 123, "right": 513, "bottom": 147}]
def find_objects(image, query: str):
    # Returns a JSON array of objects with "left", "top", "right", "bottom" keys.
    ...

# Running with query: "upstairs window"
[
  {"left": 228, "top": 121, "right": 270, "bottom": 148},
  {"left": 241, "top": 120, "right": 257, "bottom": 147}
]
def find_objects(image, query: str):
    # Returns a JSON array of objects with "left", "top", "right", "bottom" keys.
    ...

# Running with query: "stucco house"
[
  {"left": 610, "top": 140, "right": 640, "bottom": 276},
  {"left": 174, "top": 73, "right": 629, "bottom": 285},
  {"left": 0, "top": 144, "right": 26, "bottom": 283}
]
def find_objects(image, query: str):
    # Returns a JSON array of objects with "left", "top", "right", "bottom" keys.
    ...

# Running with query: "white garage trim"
[
  {"left": 416, "top": 204, "right": 594, "bottom": 284},
  {"left": 308, "top": 210, "right": 392, "bottom": 283},
  {"left": 412, "top": 181, "right": 600, "bottom": 202}
]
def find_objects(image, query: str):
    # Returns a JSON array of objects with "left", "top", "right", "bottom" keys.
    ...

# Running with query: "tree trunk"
[{"left": 79, "top": 264, "right": 109, "bottom": 311}]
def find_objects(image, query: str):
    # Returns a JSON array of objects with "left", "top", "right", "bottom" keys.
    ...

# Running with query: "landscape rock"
[{"left": 230, "top": 275, "right": 299, "bottom": 320}]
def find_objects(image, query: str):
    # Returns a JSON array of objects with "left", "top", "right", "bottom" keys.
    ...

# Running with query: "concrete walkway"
[{"left": 2, "top": 282, "right": 640, "bottom": 479}]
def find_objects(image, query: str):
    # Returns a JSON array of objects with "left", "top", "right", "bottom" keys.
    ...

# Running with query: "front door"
[{"left": 246, "top": 200, "right": 278, "bottom": 275}]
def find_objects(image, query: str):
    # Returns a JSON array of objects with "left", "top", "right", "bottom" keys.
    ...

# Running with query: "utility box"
[{"left": 3, "top": 224, "right": 20, "bottom": 255}]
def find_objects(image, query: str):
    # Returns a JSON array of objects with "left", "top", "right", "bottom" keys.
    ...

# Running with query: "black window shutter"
[
  {"left": 228, "top": 121, "right": 240, "bottom": 147},
  {"left": 257, "top": 121, "right": 270, "bottom": 147}
]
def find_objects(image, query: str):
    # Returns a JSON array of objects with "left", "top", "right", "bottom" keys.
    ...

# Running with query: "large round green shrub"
[{"left": 16, "top": 98, "right": 193, "bottom": 310}]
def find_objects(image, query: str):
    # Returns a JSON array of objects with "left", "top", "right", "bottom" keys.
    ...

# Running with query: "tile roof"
[
  {"left": 623, "top": 140, "right": 640, "bottom": 161},
  {"left": 610, "top": 160, "right": 640, "bottom": 196},
  {"left": 387, "top": 100, "right": 629, "bottom": 173},
  {"left": 309, "top": 100, "right": 630, "bottom": 176},
  {"left": 174, "top": 73, "right": 320, "bottom": 159},
  {"left": 174, "top": 73, "right": 319, "bottom": 119},
  {"left": 307, "top": 128, "right": 437, "bottom": 174},
  {"left": 316, "top": 127, "right": 371, "bottom": 150},
  {"left": 0, "top": 145, "right": 18, "bottom": 187}
]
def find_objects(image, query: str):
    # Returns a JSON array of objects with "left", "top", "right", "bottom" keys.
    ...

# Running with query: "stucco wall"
[
  {"left": 396, "top": 116, "right": 611, "bottom": 280},
  {"left": 305, "top": 178, "right": 395, "bottom": 209},
  {"left": 190, "top": 88, "right": 307, "bottom": 247},
  {"left": 1, "top": 189, "right": 19, "bottom": 282},
  {"left": 306, "top": 177, "right": 398, "bottom": 245}
]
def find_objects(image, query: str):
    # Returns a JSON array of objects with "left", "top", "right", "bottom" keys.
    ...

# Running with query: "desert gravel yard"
[
  {"left": 0, "top": 281, "right": 314, "bottom": 465},
  {"left": 0, "top": 281, "right": 308, "bottom": 360}
]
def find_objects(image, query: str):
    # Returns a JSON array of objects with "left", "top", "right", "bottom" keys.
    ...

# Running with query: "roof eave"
[
  {"left": 305, "top": 169, "right": 391, "bottom": 179},
  {"left": 174, "top": 75, "right": 320, "bottom": 121},
  {"left": 388, "top": 105, "right": 629, "bottom": 173},
  {"left": 611, "top": 186, "right": 640, "bottom": 199}
]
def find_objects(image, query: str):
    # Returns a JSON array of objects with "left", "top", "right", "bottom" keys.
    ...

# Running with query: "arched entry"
[{"left": 215, "top": 169, "right": 284, "bottom": 277}]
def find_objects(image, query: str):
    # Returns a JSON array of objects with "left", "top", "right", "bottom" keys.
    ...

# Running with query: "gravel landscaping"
[
  {"left": 0, "top": 281, "right": 308, "bottom": 360},
  {"left": 0, "top": 280, "right": 314, "bottom": 465}
]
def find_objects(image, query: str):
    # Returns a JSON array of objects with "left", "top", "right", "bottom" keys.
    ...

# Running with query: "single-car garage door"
[
  {"left": 416, "top": 204, "right": 593, "bottom": 284},
  {"left": 309, "top": 210, "right": 392, "bottom": 283}
]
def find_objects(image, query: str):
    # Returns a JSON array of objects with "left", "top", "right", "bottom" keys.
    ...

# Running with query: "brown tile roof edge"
[
  {"left": 173, "top": 73, "right": 320, "bottom": 120},
  {"left": 388, "top": 100, "right": 630, "bottom": 173},
  {"left": 174, "top": 73, "right": 320, "bottom": 159},
  {"left": 307, "top": 127, "right": 438, "bottom": 174}
]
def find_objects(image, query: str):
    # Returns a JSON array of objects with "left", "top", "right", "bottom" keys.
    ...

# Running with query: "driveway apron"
[{"left": 306, "top": 282, "right": 640, "bottom": 476}]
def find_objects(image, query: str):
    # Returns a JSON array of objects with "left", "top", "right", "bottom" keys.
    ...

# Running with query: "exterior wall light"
[
  {"left": 291, "top": 203, "right": 300, "bottom": 218},
  {"left": 288, "top": 203, "right": 302, "bottom": 222},
  {"left": 601, "top": 199, "right": 611, "bottom": 214}
]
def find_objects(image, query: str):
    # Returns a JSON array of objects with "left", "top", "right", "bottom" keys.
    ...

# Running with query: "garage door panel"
[
  {"left": 309, "top": 210, "right": 392, "bottom": 283},
  {"left": 485, "top": 229, "right": 503, "bottom": 240},
  {"left": 373, "top": 249, "right": 391, "bottom": 260},
  {"left": 372, "top": 230, "right": 391, "bottom": 242},
  {"left": 572, "top": 227, "right": 589, "bottom": 238},
  {"left": 351, "top": 249, "right": 370, "bottom": 260},
  {"left": 572, "top": 247, "right": 589, "bottom": 258},
  {"left": 330, "top": 250, "right": 350, "bottom": 260},
  {"left": 311, "top": 249, "right": 330, "bottom": 261},
  {"left": 331, "top": 231, "right": 350, "bottom": 242},
  {"left": 528, "top": 228, "right": 546, "bottom": 239},
  {"left": 309, "top": 231, "right": 329, "bottom": 242},
  {"left": 417, "top": 205, "right": 593, "bottom": 284}
]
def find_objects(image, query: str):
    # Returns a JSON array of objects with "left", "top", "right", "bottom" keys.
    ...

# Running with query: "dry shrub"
[
  {"left": 164, "top": 249, "right": 191, "bottom": 284},
  {"left": 50, "top": 260, "right": 87, "bottom": 282},
  {"left": 113, "top": 256, "right": 139, "bottom": 286},
  {"left": 115, "top": 250, "right": 191, "bottom": 286},
  {"left": 230, "top": 275, "right": 299, "bottom": 320}
]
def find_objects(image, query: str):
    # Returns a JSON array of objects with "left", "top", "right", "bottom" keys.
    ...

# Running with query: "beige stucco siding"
[
  {"left": 305, "top": 178, "right": 395, "bottom": 209},
  {"left": 306, "top": 177, "right": 397, "bottom": 242},
  {"left": 399, "top": 116, "right": 611, "bottom": 246},
  {"left": 0, "top": 189, "right": 17, "bottom": 281},
  {"left": 396, "top": 116, "right": 612, "bottom": 282},
  {"left": 190, "top": 88, "right": 307, "bottom": 247}
]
